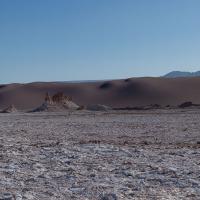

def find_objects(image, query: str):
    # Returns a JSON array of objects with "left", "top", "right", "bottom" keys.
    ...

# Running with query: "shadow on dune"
[{"left": 99, "top": 82, "right": 113, "bottom": 89}]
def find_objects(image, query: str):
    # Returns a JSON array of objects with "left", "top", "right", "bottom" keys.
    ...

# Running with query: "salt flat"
[{"left": 0, "top": 109, "right": 200, "bottom": 199}]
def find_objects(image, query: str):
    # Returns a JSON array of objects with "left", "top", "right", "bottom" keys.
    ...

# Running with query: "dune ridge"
[{"left": 0, "top": 77, "right": 200, "bottom": 110}]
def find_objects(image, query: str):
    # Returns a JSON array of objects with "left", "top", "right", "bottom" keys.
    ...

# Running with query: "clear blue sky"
[{"left": 0, "top": 0, "right": 200, "bottom": 83}]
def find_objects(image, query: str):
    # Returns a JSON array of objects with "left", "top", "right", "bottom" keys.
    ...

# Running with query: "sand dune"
[{"left": 0, "top": 77, "right": 200, "bottom": 110}]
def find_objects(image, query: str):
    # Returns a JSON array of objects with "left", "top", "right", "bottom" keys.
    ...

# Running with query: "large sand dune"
[{"left": 0, "top": 77, "right": 200, "bottom": 110}]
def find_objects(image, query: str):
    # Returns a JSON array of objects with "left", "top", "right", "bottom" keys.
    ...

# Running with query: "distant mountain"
[{"left": 164, "top": 71, "right": 200, "bottom": 78}]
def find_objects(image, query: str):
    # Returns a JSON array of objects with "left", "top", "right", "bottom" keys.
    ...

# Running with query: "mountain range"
[{"left": 164, "top": 71, "right": 200, "bottom": 78}]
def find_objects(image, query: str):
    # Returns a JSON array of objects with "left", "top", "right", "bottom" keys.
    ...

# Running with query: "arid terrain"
[
  {"left": 0, "top": 109, "right": 200, "bottom": 199},
  {"left": 1, "top": 77, "right": 200, "bottom": 110}
]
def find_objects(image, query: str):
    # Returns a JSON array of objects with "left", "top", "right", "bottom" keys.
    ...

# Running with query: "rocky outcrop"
[
  {"left": 30, "top": 92, "right": 79, "bottom": 112},
  {"left": 44, "top": 92, "right": 53, "bottom": 104},
  {"left": 52, "top": 92, "right": 72, "bottom": 103},
  {"left": 178, "top": 101, "right": 200, "bottom": 108},
  {"left": 1, "top": 104, "right": 17, "bottom": 113}
]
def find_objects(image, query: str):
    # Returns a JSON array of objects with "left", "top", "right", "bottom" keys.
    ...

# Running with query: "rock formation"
[
  {"left": 52, "top": 92, "right": 72, "bottom": 104},
  {"left": 1, "top": 104, "right": 17, "bottom": 113},
  {"left": 179, "top": 101, "right": 193, "bottom": 108},
  {"left": 44, "top": 92, "right": 53, "bottom": 104},
  {"left": 30, "top": 92, "right": 79, "bottom": 112}
]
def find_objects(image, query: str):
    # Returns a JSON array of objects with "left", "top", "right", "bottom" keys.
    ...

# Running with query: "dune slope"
[{"left": 0, "top": 77, "right": 200, "bottom": 110}]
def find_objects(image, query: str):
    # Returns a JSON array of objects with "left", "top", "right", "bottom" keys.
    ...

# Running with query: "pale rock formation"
[
  {"left": 30, "top": 92, "right": 79, "bottom": 112},
  {"left": 1, "top": 104, "right": 17, "bottom": 113}
]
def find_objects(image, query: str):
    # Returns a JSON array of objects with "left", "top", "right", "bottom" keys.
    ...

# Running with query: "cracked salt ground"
[
  {"left": 1, "top": 144, "right": 200, "bottom": 200},
  {"left": 0, "top": 110, "right": 200, "bottom": 199}
]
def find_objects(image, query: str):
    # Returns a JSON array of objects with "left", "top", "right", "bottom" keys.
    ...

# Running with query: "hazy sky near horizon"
[{"left": 0, "top": 0, "right": 200, "bottom": 83}]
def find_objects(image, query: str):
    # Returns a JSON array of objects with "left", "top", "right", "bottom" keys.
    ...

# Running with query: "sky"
[{"left": 0, "top": 0, "right": 200, "bottom": 83}]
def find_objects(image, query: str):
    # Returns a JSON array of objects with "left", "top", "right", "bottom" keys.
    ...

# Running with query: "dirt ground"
[{"left": 0, "top": 109, "right": 200, "bottom": 199}]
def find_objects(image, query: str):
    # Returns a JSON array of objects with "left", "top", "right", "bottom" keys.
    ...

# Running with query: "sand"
[
  {"left": 1, "top": 77, "right": 200, "bottom": 110},
  {"left": 0, "top": 109, "right": 199, "bottom": 199}
]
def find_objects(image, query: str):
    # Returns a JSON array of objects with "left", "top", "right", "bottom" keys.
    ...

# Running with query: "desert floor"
[{"left": 0, "top": 109, "right": 200, "bottom": 200}]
